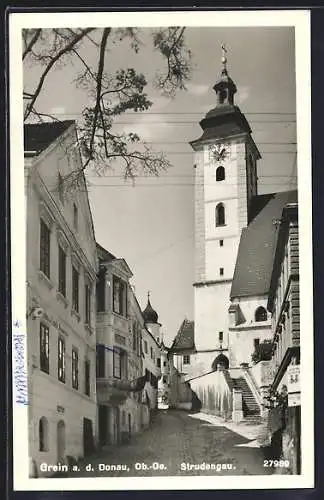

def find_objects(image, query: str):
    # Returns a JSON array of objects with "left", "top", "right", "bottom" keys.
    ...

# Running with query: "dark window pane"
[
  {"left": 58, "top": 337, "right": 66, "bottom": 383},
  {"left": 40, "top": 324, "right": 49, "bottom": 374},
  {"left": 72, "top": 266, "right": 79, "bottom": 312},
  {"left": 40, "top": 219, "right": 50, "bottom": 278},
  {"left": 96, "top": 344, "right": 105, "bottom": 378},
  {"left": 58, "top": 246, "right": 66, "bottom": 296}
]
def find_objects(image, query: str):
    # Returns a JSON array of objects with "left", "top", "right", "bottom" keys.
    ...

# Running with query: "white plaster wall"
[
  {"left": 26, "top": 133, "right": 98, "bottom": 475},
  {"left": 205, "top": 236, "right": 240, "bottom": 280},
  {"left": 194, "top": 282, "right": 231, "bottom": 352}
]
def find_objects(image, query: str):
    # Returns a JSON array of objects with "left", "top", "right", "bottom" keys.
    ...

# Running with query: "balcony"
[{"left": 96, "top": 378, "right": 129, "bottom": 406}]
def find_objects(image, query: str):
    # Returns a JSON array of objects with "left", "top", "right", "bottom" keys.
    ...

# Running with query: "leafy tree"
[{"left": 23, "top": 27, "right": 192, "bottom": 188}]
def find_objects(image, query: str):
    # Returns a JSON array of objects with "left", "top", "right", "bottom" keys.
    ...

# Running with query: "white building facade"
[
  {"left": 25, "top": 121, "right": 98, "bottom": 476},
  {"left": 95, "top": 245, "right": 144, "bottom": 446}
]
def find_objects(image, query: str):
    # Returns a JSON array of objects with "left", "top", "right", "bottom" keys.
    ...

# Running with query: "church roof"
[
  {"left": 230, "top": 190, "right": 298, "bottom": 299},
  {"left": 170, "top": 319, "right": 196, "bottom": 353},
  {"left": 24, "top": 120, "right": 75, "bottom": 154}
]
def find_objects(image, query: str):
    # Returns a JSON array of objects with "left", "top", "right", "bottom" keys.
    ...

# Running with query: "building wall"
[
  {"left": 96, "top": 263, "right": 143, "bottom": 446},
  {"left": 190, "top": 370, "right": 233, "bottom": 420},
  {"left": 142, "top": 327, "right": 161, "bottom": 411},
  {"left": 194, "top": 282, "right": 232, "bottom": 355},
  {"left": 267, "top": 210, "right": 300, "bottom": 474},
  {"left": 193, "top": 137, "right": 257, "bottom": 369},
  {"left": 228, "top": 295, "right": 272, "bottom": 367},
  {"left": 26, "top": 126, "right": 98, "bottom": 476}
]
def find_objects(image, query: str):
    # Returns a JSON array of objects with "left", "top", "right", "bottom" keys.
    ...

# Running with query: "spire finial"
[
  {"left": 221, "top": 43, "right": 227, "bottom": 72},
  {"left": 147, "top": 291, "right": 150, "bottom": 300}
]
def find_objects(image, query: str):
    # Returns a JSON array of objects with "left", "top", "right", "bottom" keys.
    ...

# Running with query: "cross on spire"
[
  {"left": 147, "top": 291, "right": 151, "bottom": 300},
  {"left": 221, "top": 43, "right": 227, "bottom": 71}
]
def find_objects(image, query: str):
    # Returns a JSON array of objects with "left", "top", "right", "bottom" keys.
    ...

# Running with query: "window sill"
[
  {"left": 71, "top": 308, "right": 81, "bottom": 322},
  {"left": 215, "top": 224, "right": 226, "bottom": 228},
  {"left": 56, "top": 291, "right": 69, "bottom": 308},
  {"left": 38, "top": 270, "right": 54, "bottom": 290}
]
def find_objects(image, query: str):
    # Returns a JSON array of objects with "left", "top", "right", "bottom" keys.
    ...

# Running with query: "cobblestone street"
[{"left": 66, "top": 410, "right": 272, "bottom": 477}]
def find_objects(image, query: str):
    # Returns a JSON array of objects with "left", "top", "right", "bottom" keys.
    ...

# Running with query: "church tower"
[{"left": 190, "top": 46, "right": 261, "bottom": 372}]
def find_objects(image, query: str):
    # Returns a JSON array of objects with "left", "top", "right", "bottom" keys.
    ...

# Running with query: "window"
[
  {"left": 113, "top": 347, "right": 127, "bottom": 379},
  {"left": 96, "top": 344, "right": 106, "bottom": 378},
  {"left": 255, "top": 306, "right": 267, "bottom": 322},
  {"left": 183, "top": 355, "right": 190, "bottom": 365},
  {"left": 219, "top": 331, "right": 224, "bottom": 344},
  {"left": 163, "top": 361, "right": 167, "bottom": 367},
  {"left": 157, "top": 358, "right": 161, "bottom": 368},
  {"left": 40, "top": 219, "right": 51, "bottom": 278},
  {"left": 39, "top": 417, "right": 49, "bottom": 452},
  {"left": 215, "top": 203, "right": 225, "bottom": 227},
  {"left": 84, "top": 359, "right": 91, "bottom": 396},
  {"left": 150, "top": 346, "right": 153, "bottom": 359},
  {"left": 219, "top": 239, "right": 224, "bottom": 247},
  {"left": 113, "top": 276, "right": 127, "bottom": 316},
  {"left": 40, "top": 324, "right": 49, "bottom": 374},
  {"left": 72, "top": 266, "right": 79, "bottom": 312},
  {"left": 58, "top": 173, "right": 64, "bottom": 203},
  {"left": 132, "top": 322, "right": 137, "bottom": 351},
  {"left": 220, "top": 268, "right": 224, "bottom": 276},
  {"left": 216, "top": 166, "right": 225, "bottom": 181},
  {"left": 144, "top": 340, "right": 148, "bottom": 354},
  {"left": 58, "top": 246, "right": 66, "bottom": 297},
  {"left": 73, "top": 203, "right": 78, "bottom": 230},
  {"left": 58, "top": 337, "right": 66, "bottom": 383},
  {"left": 85, "top": 284, "right": 91, "bottom": 324},
  {"left": 96, "top": 267, "right": 106, "bottom": 312},
  {"left": 72, "top": 348, "right": 79, "bottom": 390}
]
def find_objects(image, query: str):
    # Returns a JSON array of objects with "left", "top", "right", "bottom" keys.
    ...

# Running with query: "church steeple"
[{"left": 213, "top": 44, "right": 237, "bottom": 107}]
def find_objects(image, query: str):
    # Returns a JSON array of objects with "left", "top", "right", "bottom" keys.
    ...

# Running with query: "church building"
[{"left": 170, "top": 47, "right": 298, "bottom": 423}]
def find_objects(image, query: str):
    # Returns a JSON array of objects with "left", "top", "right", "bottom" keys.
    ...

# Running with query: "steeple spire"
[
  {"left": 213, "top": 43, "right": 237, "bottom": 106},
  {"left": 221, "top": 43, "right": 228, "bottom": 73}
]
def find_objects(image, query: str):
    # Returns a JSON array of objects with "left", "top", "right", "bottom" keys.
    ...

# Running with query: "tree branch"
[
  {"left": 87, "top": 28, "right": 111, "bottom": 164},
  {"left": 23, "top": 29, "right": 42, "bottom": 60},
  {"left": 24, "top": 28, "right": 95, "bottom": 121}
]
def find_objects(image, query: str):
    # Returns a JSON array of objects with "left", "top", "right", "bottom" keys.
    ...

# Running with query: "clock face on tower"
[{"left": 208, "top": 143, "right": 230, "bottom": 163}]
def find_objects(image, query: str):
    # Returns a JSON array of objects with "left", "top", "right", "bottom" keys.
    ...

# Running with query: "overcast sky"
[{"left": 24, "top": 26, "right": 297, "bottom": 345}]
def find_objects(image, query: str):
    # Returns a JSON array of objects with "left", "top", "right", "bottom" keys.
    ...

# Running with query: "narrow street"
[{"left": 66, "top": 410, "right": 272, "bottom": 477}]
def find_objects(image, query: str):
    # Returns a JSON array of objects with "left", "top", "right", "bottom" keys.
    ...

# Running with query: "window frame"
[
  {"left": 72, "top": 266, "right": 79, "bottom": 312},
  {"left": 40, "top": 219, "right": 51, "bottom": 278},
  {"left": 112, "top": 275, "right": 127, "bottom": 317},
  {"left": 96, "top": 344, "right": 106, "bottom": 378},
  {"left": 84, "top": 358, "right": 91, "bottom": 396},
  {"left": 58, "top": 336, "right": 66, "bottom": 383},
  {"left": 58, "top": 245, "right": 67, "bottom": 297},
  {"left": 72, "top": 347, "right": 79, "bottom": 390},
  {"left": 183, "top": 355, "right": 190, "bottom": 365},
  {"left": 85, "top": 283, "right": 91, "bottom": 324},
  {"left": 255, "top": 306, "right": 268, "bottom": 322},
  {"left": 215, "top": 203, "right": 225, "bottom": 227},
  {"left": 216, "top": 165, "right": 225, "bottom": 182},
  {"left": 39, "top": 323, "right": 50, "bottom": 374}
]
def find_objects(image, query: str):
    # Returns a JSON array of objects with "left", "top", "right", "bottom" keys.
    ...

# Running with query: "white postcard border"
[{"left": 9, "top": 9, "right": 313, "bottom": 490}]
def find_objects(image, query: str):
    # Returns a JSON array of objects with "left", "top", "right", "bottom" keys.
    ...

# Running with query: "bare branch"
[
  {"left": 24, "top": 28, "right": 95, "bottom": 121},
  {"left": 23, "top": 29, "right": 42, "bottom": 60}
]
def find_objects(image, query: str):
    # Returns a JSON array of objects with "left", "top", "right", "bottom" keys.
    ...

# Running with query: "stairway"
[{"left": 232, "top": 376, "right": 261, "bottom": 419}]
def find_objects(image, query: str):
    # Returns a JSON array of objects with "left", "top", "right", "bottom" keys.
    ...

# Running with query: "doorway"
[
  {"left": 98, "top": 405, "right": 109, "bottom": 446},
  {"left": 56, "top": 420, "right": 66, "bottom": 463},
  {"left": 83, "top": 418, "right": 94, "bottom": 456}
]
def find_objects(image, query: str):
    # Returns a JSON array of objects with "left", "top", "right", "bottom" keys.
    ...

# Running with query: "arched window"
[
  {"left": 255, "top": 306, "right": 267, "bottom": 322},
  {"left": 216, "top": 166, "right": 225, "bottom": 182},
  {"left": 39, "top": 417, "right": 49, "bottom": 452},
  {"left": 215, "top": 203, "right": 225, "bottom": 227}
]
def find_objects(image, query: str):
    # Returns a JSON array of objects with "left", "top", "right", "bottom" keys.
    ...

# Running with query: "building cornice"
[{"left": 193, "top": 278, "right": 232, "bottom": 288}]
